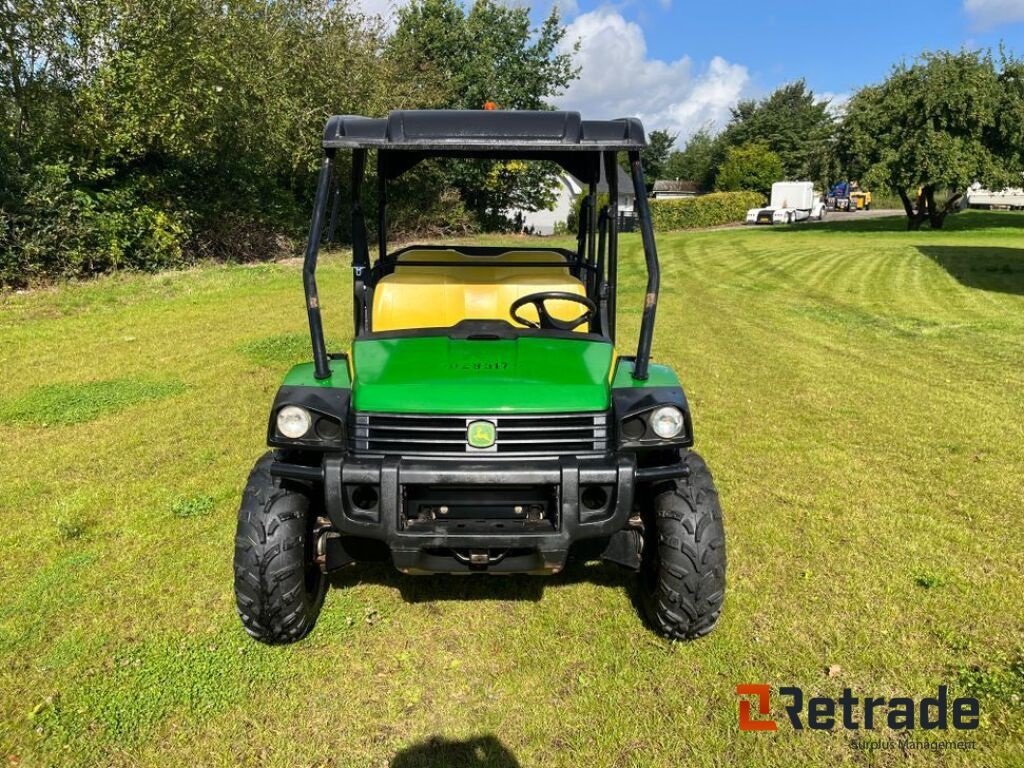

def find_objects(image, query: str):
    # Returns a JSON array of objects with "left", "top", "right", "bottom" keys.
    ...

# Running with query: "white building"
[{"left": 513, "top": 164, "right": 636, "bottom": 235}]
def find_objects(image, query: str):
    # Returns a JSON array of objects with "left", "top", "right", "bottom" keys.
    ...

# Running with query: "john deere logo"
[{"left": 467, "top": 420, "right": 496, "bottom": 449}]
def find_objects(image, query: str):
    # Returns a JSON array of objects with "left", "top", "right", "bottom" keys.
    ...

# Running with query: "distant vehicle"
[
  {"left": 746, "top": 182, "right": 826, "bottom": 225},
  {"left": 826, "top": 181, "right": 872, "bottom": 212},
  {"left": 965, "top": 182, "right": 1024, "bottom": 210}
]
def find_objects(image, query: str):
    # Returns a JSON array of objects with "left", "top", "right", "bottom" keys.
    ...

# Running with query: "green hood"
[{"left": 351, "top": 335, "right": 614, "bottom": 414}]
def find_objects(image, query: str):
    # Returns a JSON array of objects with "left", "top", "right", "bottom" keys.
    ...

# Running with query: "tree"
[
  {"left": 0, "top": 0, "right": 434, "bottom": 284},
  {"left": 715, "top": 142, "right": 784, "bottom": 197},
  {"left": 637, "top": 129, "right": 676, "bottom": 191},
  {"left": 663, "top": 126, "right": 717, "bottom": 190},
  {"left": 388, "top": 0, "right": 578, "bottom": 227},
  {"left": 717, "top": 81, "right": 834, "bottom": 183},
  {"left": 839, "top": 50, "right": 1024, "bottom": 230}
]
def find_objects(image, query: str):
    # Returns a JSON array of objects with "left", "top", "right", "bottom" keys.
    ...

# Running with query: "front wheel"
[
  {"left": 233, "top": 453, "right": 326, "bottom": 644},
  {"left": 639, "top": 452, "right": 726, "bottom": 640}
]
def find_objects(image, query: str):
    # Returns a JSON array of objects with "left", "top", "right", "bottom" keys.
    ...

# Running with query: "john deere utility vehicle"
[{"left": 233, "top": 110, "right": 727, "bottom": 644}]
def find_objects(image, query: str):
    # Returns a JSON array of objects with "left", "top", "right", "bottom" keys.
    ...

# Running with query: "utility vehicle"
[{"left": 233, "top": 110, "right": 727, "bottom": 644}]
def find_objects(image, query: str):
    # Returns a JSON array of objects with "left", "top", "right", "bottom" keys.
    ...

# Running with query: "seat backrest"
[{"left": 371, "top": 249, "right": 589, "bottom": 332}]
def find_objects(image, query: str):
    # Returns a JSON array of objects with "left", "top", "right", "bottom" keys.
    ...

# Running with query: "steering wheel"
[{"left": 510, "top": 291, "right": 596, "bottom": 332}]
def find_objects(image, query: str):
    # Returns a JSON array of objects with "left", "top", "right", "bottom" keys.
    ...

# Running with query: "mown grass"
[{"left": 1, "top": 211, "right": 1022, "bottom": 767}]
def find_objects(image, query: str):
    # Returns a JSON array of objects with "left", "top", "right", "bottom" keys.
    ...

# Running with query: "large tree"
[
  {"left": 839, "top": 50, "right": 1024, "bottom": 230},
  {"left": 717, "top": 80, "right": 835, "bottom": 184},
  {"left": 1, "top": 0, "right": 422, "bottom": 282},
  {"left": 715, "top": 142, "right": 784, "bottom": 197},
  {"left": 663, "top": 126, "right": 717, "bottom": 190},
  {"left": 388, "top": 0, "right": 578, "bottom": 228}
]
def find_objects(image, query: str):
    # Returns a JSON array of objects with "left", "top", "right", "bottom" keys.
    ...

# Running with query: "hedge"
[{"left": 649, "top": 191, "right": 765, "bottom": 231}]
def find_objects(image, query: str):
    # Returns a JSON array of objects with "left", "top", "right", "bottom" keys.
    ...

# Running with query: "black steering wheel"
[{"left": 510, "top": 291, "right": 597, "bottom": 332}]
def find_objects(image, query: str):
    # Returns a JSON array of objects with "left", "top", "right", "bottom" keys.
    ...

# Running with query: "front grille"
[{"left": 350, "top": 412, "right": 608, "bottom": 456}]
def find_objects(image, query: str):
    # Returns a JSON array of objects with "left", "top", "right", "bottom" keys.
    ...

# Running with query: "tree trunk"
[
  {"left": 929, "top": 192, "right": 964, "bottom": 230},
  {"left": 899, "top": 188, "right": 929, "bottom": 230}
]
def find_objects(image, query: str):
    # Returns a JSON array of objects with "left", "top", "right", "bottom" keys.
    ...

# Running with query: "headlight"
[
  {"left": 650, "top": 406, "right": 684, "bottom": 439},
  {"left": 276, "top": 405, "right": 312, "bottom": 439}
]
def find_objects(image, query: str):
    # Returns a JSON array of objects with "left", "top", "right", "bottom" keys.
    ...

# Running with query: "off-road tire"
[
  {"left": 640, "top": 451, "right": 726, "bottom": 640},
  {"left": 234, "top": 452, "right": 326, "bottom": 644}
]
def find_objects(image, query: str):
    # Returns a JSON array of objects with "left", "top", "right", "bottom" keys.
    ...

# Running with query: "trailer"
[
  {"left": 746, "top": 181, "right": 825, "bottom": 225},
  {"left": 965, "top": 183, "right": 1024, "bottom": 211}
]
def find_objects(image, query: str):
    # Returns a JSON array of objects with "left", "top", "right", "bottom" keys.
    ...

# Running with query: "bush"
[
  {"left": 649, "top": 192, "right": 765, "bottom": 231},
  {"left": 1, "top": 164, "right": 190, "bottom": 286},
  {"left": 715, "top": 142, "right": 785, "bottom": 197}
]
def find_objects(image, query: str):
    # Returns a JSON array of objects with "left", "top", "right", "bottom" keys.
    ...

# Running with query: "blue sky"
[{"left": 360, "top": 0, "right": 1024, "bottom": 138}]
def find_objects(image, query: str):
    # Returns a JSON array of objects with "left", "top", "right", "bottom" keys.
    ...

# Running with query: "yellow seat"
[{"left": 371, "top": 249, "right": 590, "bottom": 332}]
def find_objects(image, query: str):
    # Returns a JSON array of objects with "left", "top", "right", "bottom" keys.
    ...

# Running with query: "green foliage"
[
  {"left": 649, "top": 191, "right": 764, "bottom": 231},
  {"left": 3, "top": 163, "right": 189, "bottom": 281},
  {"left": 388, "top": 0, "right": 577, "bottom": 228},
  {"left": 638, "top": 129, "right": 676, "bottom": 191},
  {"left": 567, "top": 192, "right": 609, "bottom": 235},
  {"left": 714, "top": 143, "right": 784, "bottom": 196},
  {"left": 838, "top": 49, "right": 1024, "bottom": 230},
  {"left": 0, "top": 379, "right": 186, "bottom": 425},
  {"left": 717, "top": 80, "right": 835, "bottom": 184},
  {"left": 664, "top": 127, "right": 716, "bottom": 190},
  {"left": 0, "top": 0, "right": 575, "bottom": 284}
]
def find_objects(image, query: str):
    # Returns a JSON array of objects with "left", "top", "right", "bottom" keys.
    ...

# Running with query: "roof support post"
[
  {"left": 351, "top": 149, "right": 370, "bottom": 334},
  {"left": 629, "top": 151, "right": 658, "bottom": 380},
  {"left": 575, "top": 194, "right": 590, "bottom": 279},
  {"left": 377, "top": 160, "right": 387, "bottom": 261},
  {"left": 603, "top": 151, "right": 619, "bottom": 342},
  {"left": 587, "top": 180, "right": 598, "bottom": 295},
  {"left": 304, "top": 150, "right": 335, "bottom": 380}
]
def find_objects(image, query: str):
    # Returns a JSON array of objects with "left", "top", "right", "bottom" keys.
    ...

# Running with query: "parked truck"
[
  {"left": 746, "top": 181, "right": 826, "bottom": 225},
  {"left": 826, "top": 181, "right": 871, "bottom": 212}
]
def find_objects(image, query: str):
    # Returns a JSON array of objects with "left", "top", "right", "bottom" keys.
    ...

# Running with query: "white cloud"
[
  {"left": 554, "top": 9, "right": 749, "bottom": 139},
  {"left": 964, "top": 0, "right": 1024, "bottom": 28},
  {"left": 353, "top": 0, "right": 403, "bottom": 17},
  {"left": 821, "top": 91, "right": 850, "bottom": 117},
  {"left": 500, "top": 0, "right": 581, "bottom": 16}
]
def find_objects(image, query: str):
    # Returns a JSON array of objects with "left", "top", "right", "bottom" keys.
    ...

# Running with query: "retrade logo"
[
  {"left": 737, "top": 684, "right": 777, "bottom": 731},
  {"left": 736, "top": 684, "right": 980, "bottom": 732},
  {"left": 467, "top": 420, "right": 496, "bottom": 449}
]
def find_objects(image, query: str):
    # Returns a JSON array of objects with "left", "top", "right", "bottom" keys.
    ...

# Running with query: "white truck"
[
  {"left": 746, "top": 181, "right": 826, "bottom": 225},
  {"left": 965, "top": 182, "right": 1024, "bottom": 210}
]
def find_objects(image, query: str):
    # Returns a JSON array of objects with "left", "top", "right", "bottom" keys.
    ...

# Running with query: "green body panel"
[
  {"left": 278, "top": 342, "right": 682, "bottom": 415},
  {"left": 351, "top": 335, "right": 615, "bottom": 414},
  {"left": 611, "top": 359, "right": 681, "bottom": 389},
  {"left": 282, "top": 361, "right": 352, "bottom": 389}
]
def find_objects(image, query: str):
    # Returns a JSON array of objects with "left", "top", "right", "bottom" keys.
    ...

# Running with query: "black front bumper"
[{"left": 306, "top": 453, "right": 637, "bottom": 574}]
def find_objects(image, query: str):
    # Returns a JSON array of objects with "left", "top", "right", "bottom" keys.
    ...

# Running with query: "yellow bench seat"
[{"left": 371, "top": 249, "right": 589, "bottom": 332}]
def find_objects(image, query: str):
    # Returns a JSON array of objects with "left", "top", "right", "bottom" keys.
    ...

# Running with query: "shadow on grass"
[
  {"left": 391, "top": 734, "right": 520, "bottom": 768},
  {"left": 328, "top": 557, "right": 639, "bottom": 606},
  {"left": 768, "top": 210, "right": 1024, "bottom": 234},
  {"left": 918, "top": 246, "right": 1024, "bottom": 295}
]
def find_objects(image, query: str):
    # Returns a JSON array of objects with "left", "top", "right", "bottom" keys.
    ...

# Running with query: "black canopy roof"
[{"left": 323, "top": 110, "right": 647, "bottom": 152}]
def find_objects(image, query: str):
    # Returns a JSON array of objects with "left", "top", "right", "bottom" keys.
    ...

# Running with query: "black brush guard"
[{"left": 320, "top": 454, "right": 636, "bottom": 574}]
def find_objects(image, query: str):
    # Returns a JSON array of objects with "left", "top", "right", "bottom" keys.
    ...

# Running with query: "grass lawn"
[{"left": 1, "top": 211, "right": 1023, "bottom": 767}]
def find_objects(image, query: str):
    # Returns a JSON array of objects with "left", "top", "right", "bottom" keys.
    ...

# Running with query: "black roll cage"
[{"left": 303, "top": 111, "right": 660, "bottom": 384}]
